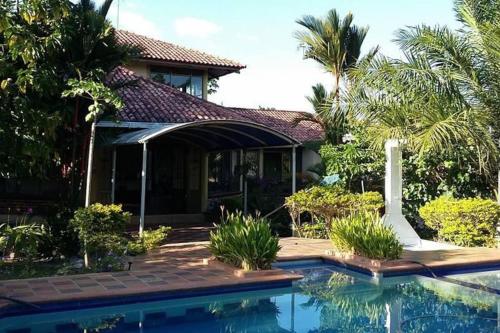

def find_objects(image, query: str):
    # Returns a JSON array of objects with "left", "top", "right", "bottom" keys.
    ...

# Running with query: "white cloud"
[
  {"left": 174, "top": 17, "right": 222, "bottom": 38},
  {"left": 115, "top": 10, "right": 162, "bottom": 39}
]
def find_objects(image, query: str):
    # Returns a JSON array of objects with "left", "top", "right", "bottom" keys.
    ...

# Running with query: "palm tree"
[
  {"left": 293, "top": 83, "right": 339, "bottom": 143},
  {"left": 295, "top": 9, "right": 376, "bottom": 143},
  {"left": 348, "top": 0, "right": 499, "bottom": 174}
]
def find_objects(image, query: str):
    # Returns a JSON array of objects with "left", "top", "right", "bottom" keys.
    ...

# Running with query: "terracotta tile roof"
[
  {"left": 106, "top": 67, "right": 324, "bottom": 143},
  {"left": 116, "top": 30, "right": 245, "bottom": 71},
  {"left": 106, "top": 66, "right": 248, "bottom": 123},
  {"left": 231, "top": 107, "right": 325, "bottom": 143}
]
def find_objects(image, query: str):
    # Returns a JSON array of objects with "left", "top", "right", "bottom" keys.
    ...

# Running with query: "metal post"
[
  {"left": 111, "top": 147, "right": 117, "bottom": 204},
  {"left": 84, "top": 120, "right": 97, "bottom": 208},
  {"left": 243, "top": 149, "right": 248, "bottom": 215},
  {"left": 139, "top": 142, "right": 148, "bottom": 236},
  {"left": 239, "top": 149, "right": 244, "bottom": 192},
  {"left": 258, "top": 149, "right": 264, "bottom": 179},
  {"left": 291, "top": 145, "right": 297, "bottom": 194}
]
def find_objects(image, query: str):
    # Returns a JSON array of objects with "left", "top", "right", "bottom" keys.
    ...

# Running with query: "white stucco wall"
[{"left": 302, "top": 148, "right": 322, "bottom": 172}]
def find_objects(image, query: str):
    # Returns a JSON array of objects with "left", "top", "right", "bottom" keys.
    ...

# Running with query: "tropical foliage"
[
  {"left": 419, "top": 196, "right": 500, "bottom": 247},
  {"left": 295, "top": 9, "right": 377, "bottom": 143},
  {"left": 329, "top": 212, "right": 403, "bottom": 260},
  {"left": 319, "top": 126, "right": 385, "bottom": 192},
  {"left": 0, "top": 0, "right": 135, "bottom": 203},
  {"left": 209, "top": 210, "right": 281, "bottom": 271},
  {"left": 348, "top": 0, "right": 500, "bottom": 172},
  {"left": 0, "top": 218, "right": 47, "bottom": 260}
]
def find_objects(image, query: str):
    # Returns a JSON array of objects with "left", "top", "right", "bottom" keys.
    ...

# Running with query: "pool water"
[
  {"left": 445, "top": 269, "right": 500, "bottom": 291},
  {"left": 1, "top": 262, "right": 498, "bottom": 332}
]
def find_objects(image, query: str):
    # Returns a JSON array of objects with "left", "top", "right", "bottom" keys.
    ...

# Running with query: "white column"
[
  {"left": 382, "top": 139, "right": 421, "bottom": 247},
  {"left": 139, "top": 142, "right": 148, "bottom": 235},
  {"left": 111, "top": 147, "right": 117, "bottom": 204},
  {"left": 85, "top": 120, "right": 97, "bottom": 207},
  {"left": 292, "top": 145, "right": 297, "bottom": 194}
]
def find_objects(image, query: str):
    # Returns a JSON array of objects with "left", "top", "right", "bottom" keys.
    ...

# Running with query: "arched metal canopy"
[{"left": 108, "top": 120, "right": 300, "bottom": 150}]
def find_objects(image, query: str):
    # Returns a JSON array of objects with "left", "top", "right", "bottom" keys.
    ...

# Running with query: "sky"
[{"left": 99, "top": 0, "right": 459, "bottom": 111}]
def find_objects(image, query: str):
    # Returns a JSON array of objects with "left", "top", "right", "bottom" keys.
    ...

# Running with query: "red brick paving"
[{"left": 0, "top": 238, "right": 499, "bottom": 310}]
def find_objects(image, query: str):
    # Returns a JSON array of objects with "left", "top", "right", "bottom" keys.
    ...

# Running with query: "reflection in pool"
[{"left": 1, "top": 263, "right": 498, "bottom": 332}]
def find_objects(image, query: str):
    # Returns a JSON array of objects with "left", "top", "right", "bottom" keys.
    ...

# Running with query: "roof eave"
[{"left": 134, "top": 58, "right": 245, "bottom": 78}]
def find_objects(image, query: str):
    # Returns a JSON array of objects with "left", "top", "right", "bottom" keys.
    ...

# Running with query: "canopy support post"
[
  {"left": 243, "top": 149, "right": 248, "bottom": 215},
  {"left": 139, "top": 141, "right": 148, "bottom": 236},
  {"left": 111, "top": 147, "right": 117, "bottom": 204},
  {"left": 292, "top": 145, "right": 297, "bottom": 194},
  {"left": 258, "top": 149, "right": 264, "bottom": 179},
  {"left": 239, "top": 149, "right": 244, "bottom": 192}
]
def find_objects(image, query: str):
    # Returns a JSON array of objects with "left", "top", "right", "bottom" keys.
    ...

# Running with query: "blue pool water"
[{"left": 1, "top": 262, "right": 499, "bottom": 332}]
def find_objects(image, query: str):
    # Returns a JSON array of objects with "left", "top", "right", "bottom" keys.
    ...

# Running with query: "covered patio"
[{"left": 95, "top": 119, "right": 300, "bottom": 234}]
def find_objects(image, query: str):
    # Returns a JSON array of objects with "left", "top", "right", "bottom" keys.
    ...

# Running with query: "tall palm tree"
[
  {"left": 348, "top": 0, "right": 499, "bottom": 174},
  {"left": 295, "top": 9, "right": 376, "bottom": 143},
  {"left": 293, "top": 83, "right": 340, "bottom": 143},
  {"left": 296, "top": 9, "right": 371, "bottom": 97}
]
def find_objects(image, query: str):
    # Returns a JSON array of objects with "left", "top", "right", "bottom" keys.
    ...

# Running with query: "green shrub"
[
  {"left": 127, "top": 226, "right": 171, "bottom": 256},
  {"left": 285, "top": 186, "right": 383, "bottom": 222},
  {"left": 419, "top": 196, "right": 500, "bottom": 247},
  {"left": 70, "top": 204, "right": 131, "bottom": 269},
  {"left": 297, "top": 218, "right": 329, "bottom": 239},
  {"left": 0, "top": 218, "right": 47, "bottom": 260},
  {"left": 142, "top": 226, "right": 171, "bottom": 250},
  {"left": 329, "top": 212, "right": 403, "bottom": 260},
  {"left": 209, "top": 211, "right": 281, "bottom": 271}
]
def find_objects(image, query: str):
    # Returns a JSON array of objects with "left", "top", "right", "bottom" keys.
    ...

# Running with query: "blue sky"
[{"left": 103, "top": 0, "right": 459, "bottom": 111}]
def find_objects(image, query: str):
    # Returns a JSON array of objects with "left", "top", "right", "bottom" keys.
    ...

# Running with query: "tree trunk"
[{"left": 83, "top": 119, "right": 97, "bottom": 268}]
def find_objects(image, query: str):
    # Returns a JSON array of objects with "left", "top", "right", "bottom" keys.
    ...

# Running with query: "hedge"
[
  {"left": 419, "top": 196, "right": 500, "bottom": 247},
  {"left": 285, "top": 186, "right": 384, "bottom": 223}
]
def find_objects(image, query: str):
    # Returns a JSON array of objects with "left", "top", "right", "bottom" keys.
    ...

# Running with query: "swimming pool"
[{"left": 1, "top": 262, "right": 498, "bottom": 332}]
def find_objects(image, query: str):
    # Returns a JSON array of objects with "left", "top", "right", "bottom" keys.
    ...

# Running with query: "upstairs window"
[{"left": 151, "top": 69, "right": 203, "bottom": 98}]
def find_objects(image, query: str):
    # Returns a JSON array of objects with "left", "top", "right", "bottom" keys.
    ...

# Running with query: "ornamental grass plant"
[
  {"left": 329, "top": 212, "right": 403, "bottom": 260},
  {"left": 209, "top": 210, "right": 281, "bottom": 271}
]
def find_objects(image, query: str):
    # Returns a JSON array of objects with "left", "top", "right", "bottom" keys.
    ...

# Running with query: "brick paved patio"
[{"left": 1, "top": 237, "right": 499, "bottom": 312}]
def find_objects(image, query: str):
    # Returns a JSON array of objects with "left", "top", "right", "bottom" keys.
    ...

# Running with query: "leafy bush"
[
  {"left": 41, "top": 206, "right": 79, "bottom": 258},
  {"left": 0, "top": 218, "right": 47, "bottom": 260},
  {"left": 70, "top": 204, "right": 131, "bottom": 269},
  {"left": 285, "top": 185, "right": 384, "bottom": 223},
  {"left": 297, "top": 218, "right": 329, "bottom": 239},
  {"left": 329, "top": 212, "right": 403, "bottom": 260},
  {"left": 419, "top": 196, "right": 500, "bottom": 247},
  {"left": 127, "top": 226, "right": 171, "bottom": 256},
  {"left": 209, "top": 211, "right": 281, "bottom": 271},
  {"left": 319, "top": 128, "right": 385, "bottom": 192},
  {"left": 141, "top": 226, "right": 171, "bottom": 250}
]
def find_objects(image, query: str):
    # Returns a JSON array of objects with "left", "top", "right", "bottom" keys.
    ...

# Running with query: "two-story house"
[{"left": 91, "top": 30, "right": 323, "bottom": 232}]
